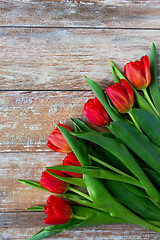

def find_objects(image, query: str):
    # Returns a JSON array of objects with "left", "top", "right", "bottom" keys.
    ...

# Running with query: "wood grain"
[
  {"left": 0, "top": 28, "right": 160, "bottom": 90},
  {"left": 0, "top": 91, "right": 101, "bottom": 152},
  {"left": 1, "top": 150, "right": 160, "bottom": 238},
  {"left": 1, "top": 216, "right": 160, "bottom": 240},
  {"left": 1, "top": 0, "right": 160, "bottom": 239},
  {"left": 0, "top": 0, "right": 160, "bottom": 28},
  {"left": 1, "top": 152, "right": 65, "bottom": 211}
]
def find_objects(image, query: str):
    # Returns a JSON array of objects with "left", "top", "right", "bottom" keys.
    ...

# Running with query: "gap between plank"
[
  {"left": 0, "top": 26, "right": 160, "bottom": 30},
  {"left": 0, "top": 89, "right": 92, "bottom": 92},
  {"left": 0, "top": 211, "right": 43, "bottom": 213}
]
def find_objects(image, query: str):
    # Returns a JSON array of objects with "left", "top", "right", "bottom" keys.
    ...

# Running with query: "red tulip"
[
  {"left": 40, "top": 169, "right": 69, "bottom": 194},
  {"left": 83, "top": 97, "right": 110, "bottom": 127},
  {"left": 47, "top": 123, "right": 72, "bottom": 153},
  {"left": 124, "top": 55, "right": 151, "bottom": 90},
  {"left": 44, "top": 195, "right": 72, "bottom": 225},
  {"left": 106, "top": 79, "right": 134, "bottom": 113},
  {"left": 62, "top": 152, "right": 82, "bottom": 178}
]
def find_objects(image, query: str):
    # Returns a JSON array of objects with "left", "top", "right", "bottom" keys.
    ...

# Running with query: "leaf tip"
[
  {"left": 110, "top": 60, "right": 114, "bottom": 66},
  {"left": 17, "top": 179, "right": 22, "bottom": 183}
]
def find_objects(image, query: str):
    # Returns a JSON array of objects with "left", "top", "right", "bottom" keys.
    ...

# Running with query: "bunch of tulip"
[{"left": 18, "top": 44, "right": 160, "bottom": 240}]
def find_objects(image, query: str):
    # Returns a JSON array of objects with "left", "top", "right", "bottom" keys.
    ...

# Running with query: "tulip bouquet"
[{"left": 18, "top": 43, "right": 160, "bottom": 240}]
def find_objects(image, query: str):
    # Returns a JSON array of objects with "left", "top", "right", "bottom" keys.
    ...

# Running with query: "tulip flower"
[
  {"left": 124, "top": 55, "right": 151, "bottom": 90},
  {"left": 83, "top": 97, "right": 110, "bottom": 127},
  {"left": 44, "top": 195, "right": 72, "bottom": 225},
  {"left": 40, "top": 169, "right": 69, "bottom": 194},
  {"left": 62, "top": 152, "right": 82, "bottom": 178},
  {"left": 47, "top": 123, "right": 72, "bottom": 153},
  {"left": 106, "top": 79, "right": 134, "bottom": 113}
]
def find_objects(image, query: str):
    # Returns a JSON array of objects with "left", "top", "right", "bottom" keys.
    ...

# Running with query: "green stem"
[
  {"left": 89, "top": 154, "right": 143, "bottom": 188},
  {"left": 128, "top": 111, "right": 142, "bottom": 133},
  {"left": 72, "top": 214, "right": 87, "bottom": 220},
  {"left": 77, "top": 201, "right": 105, "bottom": 212},
  {"left": 60, "top": 193, "right": 106, "bottom": 212},
  {"left": 143, "top": 88, "right": 160, "bottom": 118},
  {"left": 69, "top": 186, "right": 92, "bottom": 201},
  {"left": 89, "top": 154, "right": 132, "bottom": 178}
]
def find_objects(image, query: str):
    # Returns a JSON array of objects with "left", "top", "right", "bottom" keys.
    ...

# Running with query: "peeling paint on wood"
[
  {"left": 1, "top": 152, "right": 65, "bottom": 211},
  {"left": 0, "top": 91, "right": 100, "bottom": 152},
  {"left": 0, "top": 28, "right": 160, "bottom": 90},
  {"left": 0, "top": 0, "right": 160, "bottom": 28},
  {"left": 1, "top": 215, "right": 160, "bottom": 240},
  {"left": 1, "top": 0, "right": 160, "bottom": 239}
]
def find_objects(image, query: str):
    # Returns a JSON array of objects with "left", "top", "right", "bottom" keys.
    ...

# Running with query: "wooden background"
[{"left": 1, "top": 0, "right": 160, "bottom": 239}]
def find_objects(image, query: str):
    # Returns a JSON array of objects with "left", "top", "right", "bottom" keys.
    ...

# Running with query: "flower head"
[
  {"left": 47, "top": 124, "right": 72, "bottom": 153},
  {"left": 62, "top": 152, "right": 82, "bottom": 178},
  {"left": 44, "top": 195, "right": 72, "bottom": 225},
  {"left": 40, "top": 169, "right": 69, "bottom": 194},
  {"left": 106, "top": 79, "right": 134, "bottom": 113},
  {"left": 124, "top": 55, "right": 151, "bottom": 90},
  {"left": 83, "top": 97, "right": 110, "bottom": 127}
]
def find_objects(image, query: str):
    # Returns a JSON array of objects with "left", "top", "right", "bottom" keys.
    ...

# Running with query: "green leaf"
[
  {"left": 131, "top": 108, "right": 160, "bottom": 148},
  {"left": 83, "top": 175, "right": 160, "bottom": 233},
  {"left": 46, "top": 165, "right": 142, "bottom": 188},
  {"left": 72, "top": 131, "right": 160, "bottom": 205},
  {"left": 59, "top": 192, "right": 93, "bottom": 205},
  {"left": 88, "top": 153, "right": 131, "bottom": 177},
  {"left": 57, "top": 125, "right": 89, "bottom": 167},
  {"left": 143, "top": 168, "right": 160, "bottom": 188},
  {"left": 28, "top": 206, "right": 126, "bottom": 240},
  {"left": 149, "top": 221, "right": 160, "bottom": 227},
  {"left": 105, "top": 180, "right": 160, "bottom": 221},
  {"left": 71, "top": 205, "right": 126, "bottom": 226},
  {"left": 70, "top": 118, "right": 93, "bottom": 132},
  {"left": 17, "top": 179, "right": 49, "bottom": 192},
  {"left": 110, "top": 120, "right": 160, "bottom": 174},
  {"left": 57, "top": 192, "right": 105, "bottom": 211},
  {"left": 92, "top": 144, "right": 132, "bottom": 175},
  {"left": 74, "top": 123, "right": 79, "bottom": 132},
  {"left": 45, "top": 170, "right": 86, "bottom": 188},
  {"left": 84, "top": 75, "right": 120, "bottom": 121},
  {"left": 110, "top": 61, "right": 119, "bottom": 83},
  {"left": 57, "top": 126, "right": 160, "bottom": 232},
  {"left": 28, "top": 218, "right": 82, "bottom": 240},
  {"left": 148, "top": 43, "right": 160, "bottom": 113},
  {"left": 122, "top": 184, "right": 149, "bottom": 199},
  {"left": 27, "top": 206, "right": 44, "bottom": 211}
]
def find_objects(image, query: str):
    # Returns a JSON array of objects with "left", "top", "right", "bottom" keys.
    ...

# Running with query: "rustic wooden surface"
[{"left": 1, "top": 0, "right": 160, "bottom": 239}]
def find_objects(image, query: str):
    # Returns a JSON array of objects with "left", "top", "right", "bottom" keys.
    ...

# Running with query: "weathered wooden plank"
[
  {"left": 0, "top": 91, "right": 100, "bottom": 152},
  {"left": 0, "top": 0, "right": 160, "bottom": 28},
  {"left": 2, "top": 152, "right": 159, "bottom": 239},
  {"left": 1, "top": 212, "right": 46, "bottom": 228},
  {"left": 1, "top": 152, "right": 160, "bottom": 238},
  {"left": 0, "top": 28, "right": 160, "bottom": 90},
  {"left": 1, "top": 152, "right": 65, "bottom": 211},
  {"left": 1, "top": 213, "right": 160, "bottom": 240}
]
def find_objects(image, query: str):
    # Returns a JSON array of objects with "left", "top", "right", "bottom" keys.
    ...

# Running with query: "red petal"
[
  {"left": 40, "top": 169, "right": 69, "bottom": 194},
  {"left": 44, "top": 195, "right": 72, "bottom": 225}
]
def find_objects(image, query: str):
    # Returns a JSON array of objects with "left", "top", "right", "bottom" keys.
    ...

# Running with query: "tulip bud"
[
  {"left": 40, "top": 169, "right": 69, "bottom": 194},
  {"left": 124, "top": 55, "right": 151, "bottom": 90},
  {"left": 106, "top": 79, "right": 134, "bottom": 113},
  {"left": 47, "top": 123, "right": 72, "bottom": 153},
  {"left": 83, "top": 97, "right": 110, "bottom": 127},
  {"left": 62, "top": 152, "right": 82, "bottom": 178},
  {"left": 44, "top": 195, "right": 72, "bottom": 225}
]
